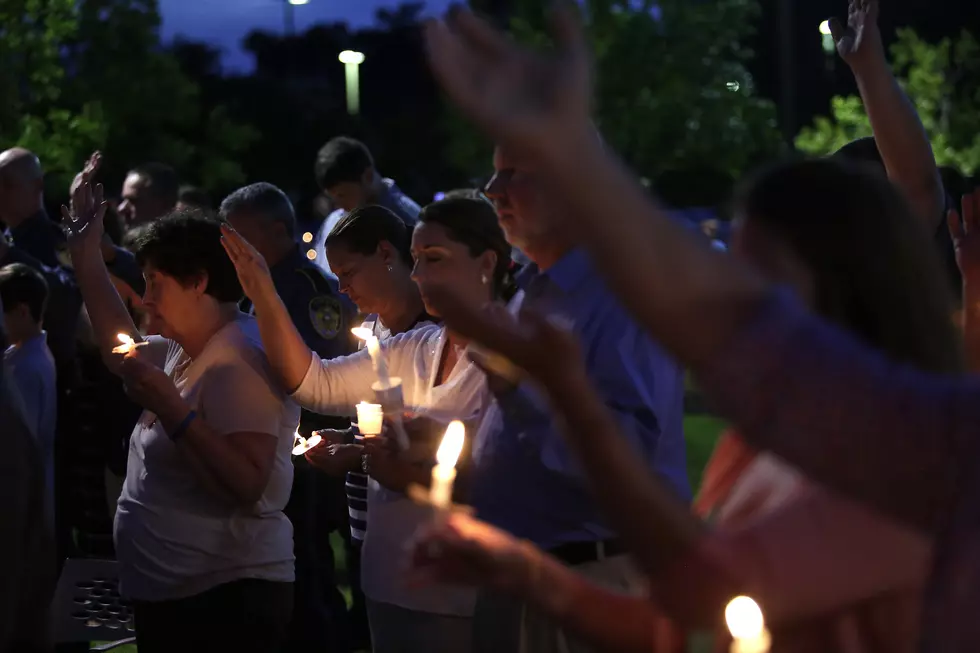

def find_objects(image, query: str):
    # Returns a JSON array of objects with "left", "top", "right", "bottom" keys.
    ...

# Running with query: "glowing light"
[
  {"left": 111, "top": 332, "right": 146, "bottom": 355},
  {"left": 288, "top": 0, "right": 309, "bottom": 4},
  {"left": 818, "top": 20, "right": 832, "bottom": 35},
  {"left": 436, "top": 421, "right": 465, "bottom": 467},
  {"left": 306, "top": 249, "right": 317, "bottom": 260},
  {"left": 302, "top": 232, "right": 313, "bottom": 243},
  {"left": 726, "top": 596, "right": 771, "bottom": 653},
  {"left": 292, "top": 432, "right": 323, "bottom": 456},
  {"left": 431, "top": 421, "right": 466, "bottom": 508},
  {"left": 338, "top": 50, "right": 366, "bottom": 65},
  {"left": 726, "top": 81, "right": 740, "bottom": 92}
]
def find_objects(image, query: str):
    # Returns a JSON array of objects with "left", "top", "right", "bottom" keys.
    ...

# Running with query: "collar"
[
  {"left": 269, "top": 246, "right": 305, "bottom": 279},
  {"left": 9, "top": 210, "right": 49, "bottom": 237},
  {"left": 517, "top": 248, "right": 592, "bottom": 294}
]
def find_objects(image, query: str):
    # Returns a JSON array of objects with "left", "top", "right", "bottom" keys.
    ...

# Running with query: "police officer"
[{"left": 220, "top": 182, "right": 356, "bottom": 653}]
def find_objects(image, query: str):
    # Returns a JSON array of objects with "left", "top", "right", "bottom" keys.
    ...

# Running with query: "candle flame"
[
  {"left": 725, "top": 596, "right": 765, "bottom": 640},
  {"left": 117, "top": 333, "right": 134, "bottom": 345},
  {"left": 436, "top": 420, "right": 465, "bottom": 467},
  {"left": 351, "top": 327, "right": 373, "bottom": 341}
]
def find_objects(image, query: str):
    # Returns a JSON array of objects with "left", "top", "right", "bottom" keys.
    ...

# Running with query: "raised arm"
[
  {"left": 831, "top": 0, "right": 944, "bottom": 227},
  {"left": 61, "top": 171, "right": 142, "bottom": 374},
  {"left": 422, "top": 7, "right": 968, "bottom": 532},
  {"left": 220, "top": 225, "right": 317, "bottom": 393}
]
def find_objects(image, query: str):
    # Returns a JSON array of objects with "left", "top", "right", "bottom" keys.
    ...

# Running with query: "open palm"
[
  {"left": 219, "top": 224, "right": 276, "bottom": 302},
  {"left": 60, "top": 158, "right": 107, "bottom": 256},
  {"left": 828, "top": 0, "right": 882, "bottom": 64},
  {"left": 423, "top": 5, "right": 593, "bottom": 158}
]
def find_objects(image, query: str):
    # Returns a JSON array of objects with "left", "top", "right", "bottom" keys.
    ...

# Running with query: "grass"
[{"left": 94, "top": 414, "right": 725, "bottom": 651}]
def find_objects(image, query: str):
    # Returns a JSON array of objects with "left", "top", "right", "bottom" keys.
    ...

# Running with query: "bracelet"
[{"left": 169, "top": 410, "right": 197, "bottom": 442}]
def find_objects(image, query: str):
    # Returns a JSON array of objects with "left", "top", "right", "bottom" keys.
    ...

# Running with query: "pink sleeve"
[{"left": 651, "top": 488, "right": 930, "bottom": 629}]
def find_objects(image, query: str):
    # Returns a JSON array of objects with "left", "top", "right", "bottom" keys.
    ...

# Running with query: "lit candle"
[
  {"left": 430, "top": 421, "right": 465, "bottom": 509},
  {"left": 351, "top": 327, "right": 390, "bottom": 386},
  {"left": 725, "top": 596, "right": 771, "bottom": 653},
  {"left": 355, "top": 402, "right": 384, "bottom": 438},
  {"left": 291, "top": 431, "right": 323, "bottom": 456},
  {"left": 111, "top": 333, "right": 147, "bottom": 355}
]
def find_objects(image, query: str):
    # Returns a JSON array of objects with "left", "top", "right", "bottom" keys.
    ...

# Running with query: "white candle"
[
  {"left": 111, "top": 333, "right": 147, "bottom": 355},
  {"left": 430, "top": 421, "right": 465, "bottom": 509},
  {"left": 291, "top": 432, "right": 323, "bottom": 456},
  {"left": 351, "top": 327, "right": 390, "bottom": 386},
  {"left": 355, "top": 402, "right": 384, "bottom": 437},
  {"left": 725, "top": 596, "right": 771, "bottom": 653}
]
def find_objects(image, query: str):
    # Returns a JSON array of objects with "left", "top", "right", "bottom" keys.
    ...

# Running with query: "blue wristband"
[{"left": 169, "top": 410, "right": 197, "bottom": 442}]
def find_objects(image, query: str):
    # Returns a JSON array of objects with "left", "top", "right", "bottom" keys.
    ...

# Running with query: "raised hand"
[
  {"left": 423, "top": 286, "right": 585, "bottom": 392},
  {"left": 407, "top": 511, "right": 541, "bottom": 593},
  {"left": 422, "top": 4, "right": 592, "bottom": 158},
  {"left": 948, "top": 189, "right": 980, "bottom": 283},
  {"left": 60, "top": 162, "right": 107, "bottom": 256},
  {"left": 70, "top": 151, "right": 102, "bottom": 198},
  {"left": 828, "top": 0, "right": 883, "bottom": 66},
  {"left": 219, "top": 224, "right": 276, "bottom": 302}
]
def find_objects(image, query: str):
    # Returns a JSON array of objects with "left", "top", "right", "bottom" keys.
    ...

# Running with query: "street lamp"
[
  {"left": 819, "top": 20, "right": 835, "bottom": 54},
  {"left": 283, "top": 0, "right": 307, "bottom": 36},
  {"left": 339, "top": 50, "right": 366, "bottom": 115}
]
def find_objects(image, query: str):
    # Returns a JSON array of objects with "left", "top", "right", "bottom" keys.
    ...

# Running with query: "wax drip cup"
[{"left": 372, "top": 378, "right": 410, "bottom": 450}]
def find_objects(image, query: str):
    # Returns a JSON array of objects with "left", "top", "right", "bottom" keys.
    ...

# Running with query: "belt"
[{"left": 548, "top": 539, "right": 625, "bottom": 566}]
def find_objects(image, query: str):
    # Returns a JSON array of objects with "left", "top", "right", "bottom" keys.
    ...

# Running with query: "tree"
[
  {"left": 0, "top": 0, "right": 106, "bottom": 178},
  {"left": 796, "top": 28, "right": 980, "bottom": 175},
  {"left": 445, "top": 0, "right": 783, "bottom": 201}
]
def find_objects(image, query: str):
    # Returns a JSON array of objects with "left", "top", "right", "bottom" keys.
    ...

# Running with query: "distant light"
[
  {"left": 306, "top": 249, "right": 317, "bottom": 260},
  {"left": 288, "top": 0, "right": 309, "bottom": 5},
  {"left": 302, "top": 232, "right": 313, "bottom": 243},
  {"left": 339, "top": 50, "right": 366, "bottom": 65},
  {"left": 639, "top": 178, "right": 651, "bottom": 188},
  {"left": 726, "top": 81, "right": 740, "bottom": 92},
  {"left": 433, "top": 192, "right": 446, "bottom": 202},
  {"left": 818, "top": 20, "right": 832, "bottom": 35}
]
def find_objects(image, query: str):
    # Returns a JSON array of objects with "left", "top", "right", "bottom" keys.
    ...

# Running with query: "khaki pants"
[{"left": 473, "top": 554, "right": 644, "bottom": 653}]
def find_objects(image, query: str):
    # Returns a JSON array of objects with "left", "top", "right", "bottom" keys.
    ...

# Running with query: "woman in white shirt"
[
  {"left": 63, "top": 174, "right": 298, "bottom": 653},
  {"left": 222, "top": 194, "right": 514, "bottom": 653}
]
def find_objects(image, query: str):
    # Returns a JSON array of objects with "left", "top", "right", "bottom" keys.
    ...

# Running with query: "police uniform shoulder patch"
[{"left": 309, "top": 295, "right": 342, "bottom": 340}]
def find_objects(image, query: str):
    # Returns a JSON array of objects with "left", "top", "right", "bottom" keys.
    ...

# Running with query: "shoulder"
[{"left": 280, "top": 264, "right": 350, "bottom": 341}]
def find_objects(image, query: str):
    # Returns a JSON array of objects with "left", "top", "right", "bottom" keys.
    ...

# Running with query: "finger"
[
  {"left": 423, "top": 20, "right": 489, "bottom": 123},
  {"left": 948, "top": 210, "right": 964, "bottom": 245},
  {"left": 94, "top": 183, "right": 104, "bottom": 207},
  {"left": 828, "top": 17, "right": 844, "bottom": 43},
  {"left": 449, "top": 6, "right": 510, "bottom": 60},
  {"left": 60, "top": 205, "right": 73, "bottom": 226},
  {"left": 548, "top": 2, "right": 587, "bottom": 61},
  {"left": 963, "top": 193, "right": 977, "bottom": 234}
]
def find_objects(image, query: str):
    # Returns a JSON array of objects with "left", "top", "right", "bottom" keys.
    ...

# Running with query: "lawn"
[{"left": 96, "top": 414, "right": 725, "bottom": 652}]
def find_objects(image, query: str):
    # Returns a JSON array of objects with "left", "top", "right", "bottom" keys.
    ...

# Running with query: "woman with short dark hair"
[{"left": 63, "top": 174, "right": 299, "bottom": 653}]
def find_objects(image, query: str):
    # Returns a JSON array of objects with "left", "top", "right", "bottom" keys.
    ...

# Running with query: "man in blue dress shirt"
[{"left": 473, "top": 145, "right": 690, "bottom": 652}]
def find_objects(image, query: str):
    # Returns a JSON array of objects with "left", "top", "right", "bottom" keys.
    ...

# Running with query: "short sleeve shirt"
[{"left": 114, "top": 314, "right": 301, "bottom": 601}]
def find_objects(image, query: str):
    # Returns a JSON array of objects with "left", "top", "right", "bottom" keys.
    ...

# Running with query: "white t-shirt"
[
  {"left": 294, "top": 324, "right": 489, "bottom": 616},
  {"left": 115, "top": 314, "right": 300, "bottom": 601}
]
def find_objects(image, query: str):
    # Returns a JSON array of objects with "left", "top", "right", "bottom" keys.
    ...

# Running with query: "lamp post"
[
  {"left": 339, "top": 50, "right": 366, "bottom": 115},
  {"left": 283, "top": 0, "right": 308, "bottom": 36}
]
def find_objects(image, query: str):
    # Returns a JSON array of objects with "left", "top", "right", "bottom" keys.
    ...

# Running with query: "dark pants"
[
  {"left": 344, "top": 537, "right": 372, "bottom": 649},
  {"left": 134, "top": 579, "right": 293, "bottom": 653},
  {"left": 285, "top": 459, "right": 352, "bottom": 653}
]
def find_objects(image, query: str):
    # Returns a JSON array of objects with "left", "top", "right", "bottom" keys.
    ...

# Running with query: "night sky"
[{"left": 159, "top": 0, "right": 453, "bottom": 72}]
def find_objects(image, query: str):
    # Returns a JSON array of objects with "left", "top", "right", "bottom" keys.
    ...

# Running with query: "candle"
[
  {"left": 725, "top": 596, "right": 771, "bottom": 653},
  {"left": 291, "top": 431, "right": 323, "bottom": 456},
  {"left": 355, "top": 402, "right": 384, "bottom": 437},
  {"left": 430, "top": 420, "right": 465, "bottom": 509},
  {"left": 111, "top": 333, "right": 147, "bottom": 355},
  {"left": 351, "top": 327, "right": 390, "bottom": 386}
]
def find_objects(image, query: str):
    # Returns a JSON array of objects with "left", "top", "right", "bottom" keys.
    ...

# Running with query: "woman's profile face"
[
  {"left": 326, "top": 242, "right": 394, "bottom": 316},
  {"left": 140, "top": 264, "right": 204, "bottom": 339},
  {"left": 411, "top": 221, "right": 494, "bottom": 318}
]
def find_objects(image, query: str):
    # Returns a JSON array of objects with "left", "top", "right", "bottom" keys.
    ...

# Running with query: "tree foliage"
[
  {"left": 446, "top": 0, "right": 783, "bottom": 198},
  {"left": 1, "top": 0, "right": 257, "bottom": 196},
  {"left": 796, "top": 29, "right": 980, "bottom": 175}
]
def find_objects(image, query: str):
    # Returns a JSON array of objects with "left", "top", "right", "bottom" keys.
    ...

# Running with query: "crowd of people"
[{"left": 4, "top": 0, "right": 980, "bottom": 652}]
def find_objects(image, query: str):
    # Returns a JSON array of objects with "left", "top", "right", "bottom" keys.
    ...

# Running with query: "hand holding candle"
[
  {"left": 430, "top": 420, "right": 465, "bottom": 509},
  {"left": 292, "top": 431, "right": 323, "bottom": 456},
  {"left": 725, "top": 596, "right": 771, "bottom": 653},
  {"left": 112, "top": 333, "right": 147, "bottom": 355}
]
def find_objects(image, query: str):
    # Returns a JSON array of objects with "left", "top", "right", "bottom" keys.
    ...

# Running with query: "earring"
[
  {"left": 481, "top": 275, "right": 488, "bottom": 285},
  {"left": 387, "top": 265, "right": 393, "bottom": 272}
]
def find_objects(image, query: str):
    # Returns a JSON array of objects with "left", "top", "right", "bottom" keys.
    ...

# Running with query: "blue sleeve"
[
  {"left": 106, "top": 246, "right": 146, "bottom": 296},
  {"left": 282, "top": 269, "right": 356, "bottom": 361},
  {"left": 497, "top": 313, "right": 690, "bottom": 498}
]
